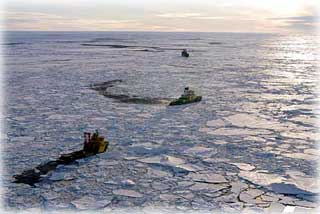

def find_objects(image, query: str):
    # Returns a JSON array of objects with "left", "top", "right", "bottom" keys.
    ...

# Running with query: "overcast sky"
[{"left": 2, "top": 0, "right": 319, "bottom": 32}]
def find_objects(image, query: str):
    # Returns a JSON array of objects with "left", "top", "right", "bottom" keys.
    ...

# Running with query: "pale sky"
[{"left": 2, "top": 0, "right": 320, "bottom": 32}]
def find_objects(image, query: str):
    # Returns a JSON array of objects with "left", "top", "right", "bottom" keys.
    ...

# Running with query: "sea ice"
[
  {"left": 138, "top": 155, "right": 197, "bottom": 173},
  {"left": 112, "top": 189, "right": 143, "bottom": 198},
  {"left": 200, "top": 127, "right": 272, "bottom": 136},
  {"left": 147, "top": 168, "right": 171, "bottom": 177},
  {"left": 225, "top": 113, "right": 282, "bottom": 130},
  {"left": 187, "top": 172, "right": 227, "bottom": 184},
  {"left": 238, "top": 170, "right": 284, "bottom": 186},
  {"left": 206, "top": 119, "right": 226, "bottom": 127},
  {"left": 185, "top": 146, "right": 216, "bottom": 156},
  {"left": 120, "top": 179, "right": 135, "bottom": 187},
  {"left": 71, "top": 196, "right": 111, "bottom": 210},
  {"left": 49, "top": 172, "right": 73, "bottom": 181},
  {"left": 190, "top": 182, "right": 228, "bottom": 192},
  {"left": 159, "top": 194, "right": 181, "bottom": 201},
  {"left": 230, "top": 163, "right": 256, "bottom": 171},
  {"left": 281, "top": 152, "right": 318, "bottom": 161}
]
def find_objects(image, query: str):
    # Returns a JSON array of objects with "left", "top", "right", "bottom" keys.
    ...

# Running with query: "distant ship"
[{"left": 181, "top": 49, "right": 189, "bottom": 57}]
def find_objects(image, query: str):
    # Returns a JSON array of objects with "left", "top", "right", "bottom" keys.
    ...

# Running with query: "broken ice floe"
[
  {"left": 49, "top": 171, "right": 74, "bottom": 181},
  {"left": 239, "top": 170, "right": 284, "bottom": 186},
  {"left": 187, "top": 172, "right": 228, "bottom": 184},
  {"left": 71, "top": 196, "right": 112, "bottom": 210},
  {"left": 199, "top": 127, "right": 272, "bottom": 136},
  {"left": 206, "top": 119, "right": 227, "bottom": 127},
  {"left": 230, "top": 163, "right": 256, "bottom": 171},
  {"left": 112, "top": 189, "right": 143, "bottom": 198},
  {"left": 138, "top": 155, "right": 200, "bottom": 174},
  {"left": 238, "top": 169, "right": 319, "bottom": 202},
  {"left": 184, "top": 146, "right": 216, "bottom": 156}
]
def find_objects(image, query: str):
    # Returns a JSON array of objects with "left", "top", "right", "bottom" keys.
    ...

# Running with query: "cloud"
[
  {"left": 156, "top": 12, "right": 225, "bottom": 20},
  {"left": 195, "top": 16, "right": 225, "bottom": 20},
  {"left": 3, "top": 11, "right": 188, "bottom": 31},
  {"left": 269, "top": 15, "right": 320, "bottom": 31},
  {"left": 3, "top": 11, "right": 141, "bottom": 30},
  {"left": 156, "top": 12, "right": 227, "bottom": 20},
  {"left": 269, "top": 15, "right": 319, "bottom": 23},
  {"left": 156, "top": 13, "right": 202, "bottom": 18},
  {"left": 156, "top": 13, "right": 253, "bottom": 21},
  {"left": 147, "top": 25, "right": 186, "bottom": 31},
  {"left": 156, "top": 13, "right": 227, "bottom": 20}
]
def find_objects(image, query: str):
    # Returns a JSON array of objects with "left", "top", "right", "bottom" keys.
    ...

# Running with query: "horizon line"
[{"left": 1, "top": 30, "right": 283, "bottom": 34}]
